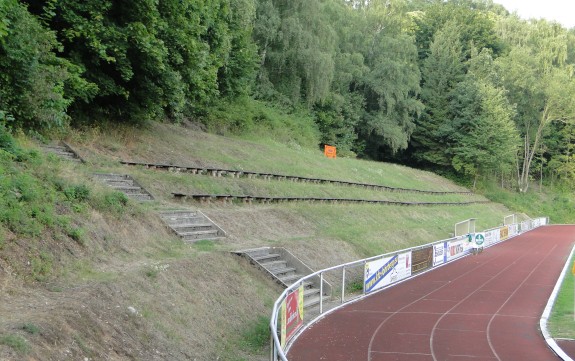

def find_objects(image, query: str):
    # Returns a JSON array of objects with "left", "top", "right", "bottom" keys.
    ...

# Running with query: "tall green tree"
[
  {"left": 357, "top": 0, "right": 423, "bottom": 157},
  {"left": 496, "top": 18, "right": 575, "bottom": 192},
  {"left": 449, "top": 75, "right": 519, "bottom": 187},
  {"left": 254, "top": 0, "right": 336, "bottom": 106},
  {"left": 24, "top": 0, "right": 257, "bottom": 123},
  {"left": 0, "top": 0, "right": 93, "bottom": 129},
  {"left": 411, "top": 21, "right": 464, "bottom": 167}
]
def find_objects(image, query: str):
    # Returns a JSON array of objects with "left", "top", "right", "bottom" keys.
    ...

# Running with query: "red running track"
[{"left": 288, "top": 225, "right": 575, "bottom": 361}]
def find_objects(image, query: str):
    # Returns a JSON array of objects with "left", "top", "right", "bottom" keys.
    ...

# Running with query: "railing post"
[
  {"left": 270, "top": 333, "right": 275, "bottom": 361},
  {"left": 320, "top": 272, "right": 324, "bottom": 314},
  {"left": 363, "top": 260, "right": 366, "bottom": 295},
  {"left": 341, "top": 267, "right": 346, "bottom": 303}
]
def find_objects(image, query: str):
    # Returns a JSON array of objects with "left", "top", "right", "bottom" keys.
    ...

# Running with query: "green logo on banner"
[{"left": 475, "top": 234, "right": 485, "bottom": 245}]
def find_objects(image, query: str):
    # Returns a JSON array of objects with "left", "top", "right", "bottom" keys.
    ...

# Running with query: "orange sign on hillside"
[{"left": 324, "top": 145, "right": 337, "bottom": 159}]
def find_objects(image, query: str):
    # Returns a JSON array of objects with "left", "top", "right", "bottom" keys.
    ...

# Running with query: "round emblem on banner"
[{"left": 475, "top": 234, "right": 485, "bottom": 246}]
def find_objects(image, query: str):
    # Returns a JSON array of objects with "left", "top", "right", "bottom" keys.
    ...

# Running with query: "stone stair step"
[
  {"left": 180, "top": 229, "right": 220, "bottom": 240},
  {"left": 129, "top": 194, "right": 154, "bottom": 201},
  {"left": 251, "top": 253, "right": 281, "bottom": 263},
  {"left": 160, "top": 210, "right": 199, "bottom": 218},
  {"left": 278, "top": 273, "right": 302, "bottom": 284},
  {"left": 273, "top": 267, "right": 297, "bottom": 276},
  {"left": 303, "top": 288, "right": 320, "bottom": 298},
  {"left": 182, "top": 234, "right": 222, "bottom": 242},
  {"left": 105, "top": 179, "right": 135, "bottom": 187},
  {"left": 93, "top": 173, "right": 131, "bottom": 181},
  {"left": 109, "top": 185, "right": 144, "bottom": 194},
  {"left": 303, "top": 294, "right": 324, "bottom": 309},
  {"left": 41, "top": 145, "right": 81, "bottom": 162},
  {"left": 260, "top": 260, "right": 288, "bottom": 270},
  {"left": 162, "top": 216, "right": 205, "bottom": 226},
  {"left": 173, "top": 224, "right": 215, "bottom": 233}
]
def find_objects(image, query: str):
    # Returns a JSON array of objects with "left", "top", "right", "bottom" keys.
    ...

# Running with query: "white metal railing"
[{"left": 269, "top": 216, "right": 549, "bottom": 360}]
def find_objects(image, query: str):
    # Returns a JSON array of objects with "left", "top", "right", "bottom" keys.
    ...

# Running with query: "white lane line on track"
[
  {"left": 367, "top": 252, "right": 508, "bottom": 361},
  {"left": 486, "top": 245, "right": 558, "bottom": 361},
  {"left": 448, "top": 354, "right": 497, "bottom": 359},
  {"left": 429, "top": 240, "right": 545, "bottom": 361},
  {"left": 435, "top": 328, "right": 486, "bottom": 333},
  {"left": 370, "top": 351, "right": 432, "bottom": 356}
]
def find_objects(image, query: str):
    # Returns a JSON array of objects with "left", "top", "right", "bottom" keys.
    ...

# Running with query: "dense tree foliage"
[{"left": 1, "top": 0, "right": 575, "bottom": 191}]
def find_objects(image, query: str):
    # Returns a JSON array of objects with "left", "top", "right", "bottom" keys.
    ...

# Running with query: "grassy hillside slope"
[{"left": 0, "top": 122, "right": 517, "bottom": 360}]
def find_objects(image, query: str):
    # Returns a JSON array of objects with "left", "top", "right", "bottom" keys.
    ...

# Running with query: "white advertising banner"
[
  {"left": 364, "top": 251, "right": 412, "bottom": 294},
  {"left": 474, "top": 232, "right": 486, "bottom": 248},
  {"left": 446, "top": 236, "right": 471, "bottom": 261},
  {"left": 484, "top": 229, "right": 497, "bottom": 246},
  {"left": 508, "top": 224, "right": 518, "bottom": 237},
  {"left": 433, "top": 242, "right": 447, "bottom": 266},
  {"left": 521, "top": 221, "right": 531, "bottom": 233}
]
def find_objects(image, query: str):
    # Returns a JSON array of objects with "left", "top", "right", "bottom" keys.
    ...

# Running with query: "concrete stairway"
[
  {"left": 159, "top": 210, "right": 226, "bottom": 242},
  {"left": 40, "top": 143, "right": 83, "bottom": 162},
  {"left": 93, "top": 173, "right": 154, "bottom": 201},
  {"left": 237, "top": 247, "right": 331, "bottom": 310}
]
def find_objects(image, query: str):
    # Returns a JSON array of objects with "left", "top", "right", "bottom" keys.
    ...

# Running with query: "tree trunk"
[{"left": 518, "top": 105, "right": 550, "bottom": 193}]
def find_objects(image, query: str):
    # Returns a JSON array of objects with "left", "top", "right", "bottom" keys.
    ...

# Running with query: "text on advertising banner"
[
  {"left": 446, "top": 236, "right": 471, "bottom": 262},
  {"left": 364, "top": 252, "right": 411, "bottom": 293},
  {"left": 433, "top": 242, "right": 447, "bottom": 266},
  {"left": 281, "top": 284, "right": 304, "bottom": 346}
]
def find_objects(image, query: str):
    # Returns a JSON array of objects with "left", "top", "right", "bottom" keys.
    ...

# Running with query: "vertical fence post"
[
  {"left": 341, "top": 267, "right": 346, "bottom": 303},
  {"left": 270, "top": 333, "right": 275, "bottom": 361},
  {"left": 320, "top": 272, "right": 324, "bottom": 314},
  {"left": 363, "top": 260, "right": 366, "bottom": 295}
]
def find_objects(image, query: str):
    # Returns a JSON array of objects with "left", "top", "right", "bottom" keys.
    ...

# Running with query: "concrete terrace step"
[
  {"left": 93, "top": 173, "right": 132, "bottom": 181},
  {"left": 160, "top": 210, "right": 198, "bottom": 219},
  {"left": 122, "top": 160, "right": 473, "bottom": 195},
  {"left": 159, "top": 209, "right": 226, "bottom": 243},
  {"left": 271, "top": 266, "right": 297, "bottom": 275},
  {"left": 93, "top": 173, "right": 154, "bottom": 201},
  {"left": 252, "top": 253, "right": 281, "bottom": 263},
  {"left": 179, "top": 230, "right": 220, "bottom": 241},
  {"left": 173, "top": 223, "right": 215, "bottom": 233},
  {"left": 109, "top": 185, "right": 145, "bottom": 194},
  {"left": 236, "top": 247, "right": 333, "bottom": 310},
  {"left": 40, "top": 143, "right": 83, "bottom": 162},
  {"left": 278, "top": 273, "right": 303, "bottom": 284},
  {"left": 105, "top": 180, "right": 135, "bottom": 187},
  {"left": 260, "top": 260, "right": 288, "bottom": 270}
]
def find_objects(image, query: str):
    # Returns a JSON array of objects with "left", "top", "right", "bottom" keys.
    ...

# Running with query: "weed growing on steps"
[{"left": 90, "top": 191, "right": 129, "bottom": 216}]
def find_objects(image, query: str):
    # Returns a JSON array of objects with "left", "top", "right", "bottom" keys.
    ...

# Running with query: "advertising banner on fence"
[
  {"left": 508, "top": 224, "right": 518, "bottom": 237},
  {"left": 364, "top": 252, "right": 412, "bottom": 293},
  {"left": 446, "top": 236, "right": 471, "bottom": 261},
  {"left": 474, "top": 232, "right": 485, "bottom": 248},
  {"left": 500, "top": 226, "right": 509, "bottom": 241},
  {"left": 433, "top": 242, "right": 447, "bottom": 266},
  {"left": 412, "top": 246, "right": 433, "bottom": 274},
  {"left": 280, "top": 285, "right": 304, "bottom": 347},
  {"left": 484, "top": 230, "right": 494, "bottom": 246}
]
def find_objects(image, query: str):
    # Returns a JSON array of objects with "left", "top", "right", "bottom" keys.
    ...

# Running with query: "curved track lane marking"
[
  {"left": 427, "top": 241, "right": 544, "bottom": 361},
  {"left": 367, "top": 252, "right": 507, "bottom": 361},
  {"left": 486, "top": 245, "right": 558, "bottom": 360}
]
